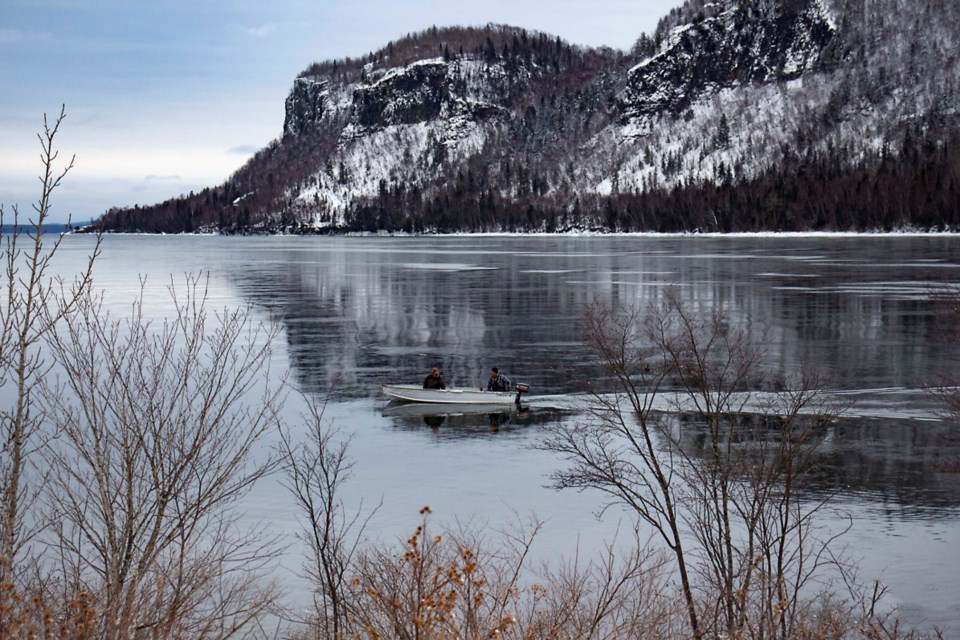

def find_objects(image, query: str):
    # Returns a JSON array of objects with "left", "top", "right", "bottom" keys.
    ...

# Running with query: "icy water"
[{"left": 52, "top": 234, "right": 960, "bottom": 633}]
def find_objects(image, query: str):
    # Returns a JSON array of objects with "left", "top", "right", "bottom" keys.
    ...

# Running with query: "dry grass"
[{"left": 0, "top": 568, "right": 97, "bottom": 640}]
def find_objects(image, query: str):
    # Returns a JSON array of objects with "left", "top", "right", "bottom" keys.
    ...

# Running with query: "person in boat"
[
  {"left": 485, "top": 367, "right": 512, "bottom": 392},
  {"left": 423, "top": 366, "right": 446, "bottom": 390}
]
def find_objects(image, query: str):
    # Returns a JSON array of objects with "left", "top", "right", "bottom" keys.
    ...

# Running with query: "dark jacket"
[
  {"left": 423, "top": 373, "right": 446, "bottom": 389},
  {"left": 486, "top": 373, "right": 512, "bottom": 392}
]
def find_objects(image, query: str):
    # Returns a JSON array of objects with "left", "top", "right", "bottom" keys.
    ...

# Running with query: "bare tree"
[
  {"left": 278, "top": 391, "right": 378, "bottom": 639},
  {"left": 40, "top": 274, "right": 282, "bottom": 639},
  {"left": 514, "top": 532, "right": 677, "bottom": 639},
  {"left": 543, "top": 291, "right": 847, "bottom": 639},
  {"left": 0, "top": 106, "right": 100, "bottom": 579}
]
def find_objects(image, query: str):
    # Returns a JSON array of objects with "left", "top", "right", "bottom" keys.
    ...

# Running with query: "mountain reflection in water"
[
  {"left": 657, "top": 409, "right": 960, "bottom": 511},
  {"left": 228, "top": 236, "right": 960, "bottom": 402}
]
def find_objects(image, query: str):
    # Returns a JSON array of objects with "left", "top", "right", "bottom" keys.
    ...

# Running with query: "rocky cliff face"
[
  {"left": 352, "top": 61, "right": 451, "bottom": 129},
  {"left": 284, "top": 77, "right": 329, "bottom": 136},
  {"left": 340, "top": 59, "right": 508, "bottom": 141},
  {"left": 621, "top": 0, "right": 836, "bottom": 119}
]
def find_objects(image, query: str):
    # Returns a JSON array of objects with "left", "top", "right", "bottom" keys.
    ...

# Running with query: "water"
[{"left": 50, "top": 233, "right": 960, "bottom": 633}]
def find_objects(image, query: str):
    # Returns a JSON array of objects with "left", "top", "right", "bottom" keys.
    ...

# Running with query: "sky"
[{"left": 0, "top": 0, "right": 680, "bottom": 223}]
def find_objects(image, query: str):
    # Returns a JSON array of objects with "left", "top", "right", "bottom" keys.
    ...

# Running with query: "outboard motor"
[{"left": 514, "top": 383, "right": 530, "bottom": 404}]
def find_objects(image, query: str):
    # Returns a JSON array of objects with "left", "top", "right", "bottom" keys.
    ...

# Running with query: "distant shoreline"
[
  {"left": 2, "top": 222, "right": 89, "bottom": 234},
  {"left": 67, "top": 229, "right": 960, "bottom": 239}
]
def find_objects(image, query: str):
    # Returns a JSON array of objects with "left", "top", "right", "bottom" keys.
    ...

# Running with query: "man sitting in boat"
[
  {"left": 485, "top": 367, "right": 512, "bottom": 392},
  {"left": 423, "top": 366, "right": 446, "bottom": 390}
]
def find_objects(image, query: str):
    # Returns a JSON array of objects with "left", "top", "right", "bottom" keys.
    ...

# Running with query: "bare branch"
[{"left": 41, "top": 273, "right": 282, "bottom": 638}]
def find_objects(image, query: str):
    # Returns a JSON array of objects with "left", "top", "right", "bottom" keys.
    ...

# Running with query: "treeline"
[
  {"left": 299, "top": 24, "right": 617, "bottom": 83},
  {"left": 94, "top": 119, "right": 960, "bottom": 235},
  {"left": 603, "top": 125, "right": 960, "bottom": 233},
  {"left": 341, "top": 123, "right": 960, "bottom": 233}
]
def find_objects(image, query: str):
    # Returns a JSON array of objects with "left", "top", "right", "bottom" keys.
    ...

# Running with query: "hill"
[{"left": 93, "top": 0, "right": 960, "bottom": 234}]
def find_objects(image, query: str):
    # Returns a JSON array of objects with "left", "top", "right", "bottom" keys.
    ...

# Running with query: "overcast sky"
[{"left": 1, "top": 0, "right": 680, "bottom": 223}]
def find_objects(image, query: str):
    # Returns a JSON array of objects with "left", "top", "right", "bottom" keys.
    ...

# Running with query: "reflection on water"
[
  {"left": 816, "top": 417, "right": 960, "bottom": 512},
  {"left": 662, "top": 410, "right": 960, "bottom": 511},
  {"left": 382, "top": 402, "right": 565, "bottom": 438},
  {"left": 222, "top": 236, "right": 960, "bottom": 400}
]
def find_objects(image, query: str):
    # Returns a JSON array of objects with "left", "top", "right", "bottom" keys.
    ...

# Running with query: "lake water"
[{"left": 52, "top": 233, "right": 960, "bottom": 633}]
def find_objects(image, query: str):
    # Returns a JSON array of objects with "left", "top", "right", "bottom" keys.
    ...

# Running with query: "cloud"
[
  {"left": 227, "top": 145, "right": 260, "bottom": 155},
  {"left": 144, "top": 174, "right": 182, "bottom": 181},
  {"left": 244, "top": 23, "right": 277, "bottom": 38}
]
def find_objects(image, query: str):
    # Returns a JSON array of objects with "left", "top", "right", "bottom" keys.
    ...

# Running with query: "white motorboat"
[{"left": 382, "top": 383, "right": 530, "bottom": 405}]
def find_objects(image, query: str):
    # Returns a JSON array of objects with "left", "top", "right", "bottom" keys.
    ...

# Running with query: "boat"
[{"left": 382, "top": 383, "right": 530, "bottom": 405}]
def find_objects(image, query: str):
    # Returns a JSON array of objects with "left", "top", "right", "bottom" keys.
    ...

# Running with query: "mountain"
[{"left": 94, "top": 0, "right": 960, "bottom": 234}]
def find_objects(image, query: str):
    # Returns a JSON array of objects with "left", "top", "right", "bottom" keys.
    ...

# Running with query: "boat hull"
[{"left": 382, "top": 384, "right": 522, "bottom": 405}]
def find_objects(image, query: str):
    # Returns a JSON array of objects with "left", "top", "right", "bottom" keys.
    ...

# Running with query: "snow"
[{"left": 273, "top": 0, "right": 956, "bottom": 233}]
